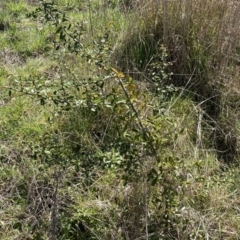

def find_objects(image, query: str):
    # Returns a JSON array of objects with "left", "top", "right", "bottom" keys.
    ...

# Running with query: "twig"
[
  {"left": 49, "top": 171, "right": 61, "bottom": 240},
  {"left": 116, "top": 76, "right": 158, "bottom": 158}
]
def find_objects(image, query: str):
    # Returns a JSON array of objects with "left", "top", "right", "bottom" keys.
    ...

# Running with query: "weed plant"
[{"left": 0, "top": 0, "right": 240, "bottom": 239}]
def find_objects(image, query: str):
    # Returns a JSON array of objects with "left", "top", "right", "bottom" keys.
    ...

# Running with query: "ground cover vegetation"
[{"left": 0, "top": 0, "right": 240, "bottom": 239}]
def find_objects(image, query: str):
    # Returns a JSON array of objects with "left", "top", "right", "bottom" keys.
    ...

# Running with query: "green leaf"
[
  {"left": 56, "top": 26, "right": 62, "bottom": 33},
  {"left": 40, "top": 98, "right": 45, "bottom": 105}
]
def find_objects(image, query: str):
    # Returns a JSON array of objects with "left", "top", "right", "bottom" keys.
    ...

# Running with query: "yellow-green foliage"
[{"left": 0, "top": 0, "right": 240, "bottom": 239}]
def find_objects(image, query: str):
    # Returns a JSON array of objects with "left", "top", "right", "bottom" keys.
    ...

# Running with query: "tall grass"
[
  {"left": 1, "top": 0, "right": 240, "bottom": 239},
  {"left": 115, "top": 0, "right": 240, "bottom": 162},
  {"left": 118, "top": 0, "right": 240, "bottom": 97}
]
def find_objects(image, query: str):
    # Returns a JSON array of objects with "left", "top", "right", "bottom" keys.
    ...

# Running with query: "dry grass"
[
  {"left": 1, "top": 0, "right": 240, "bottom": 239},
  {"left": 116, "top": 0, "right": 240, "bottom": 93}
]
